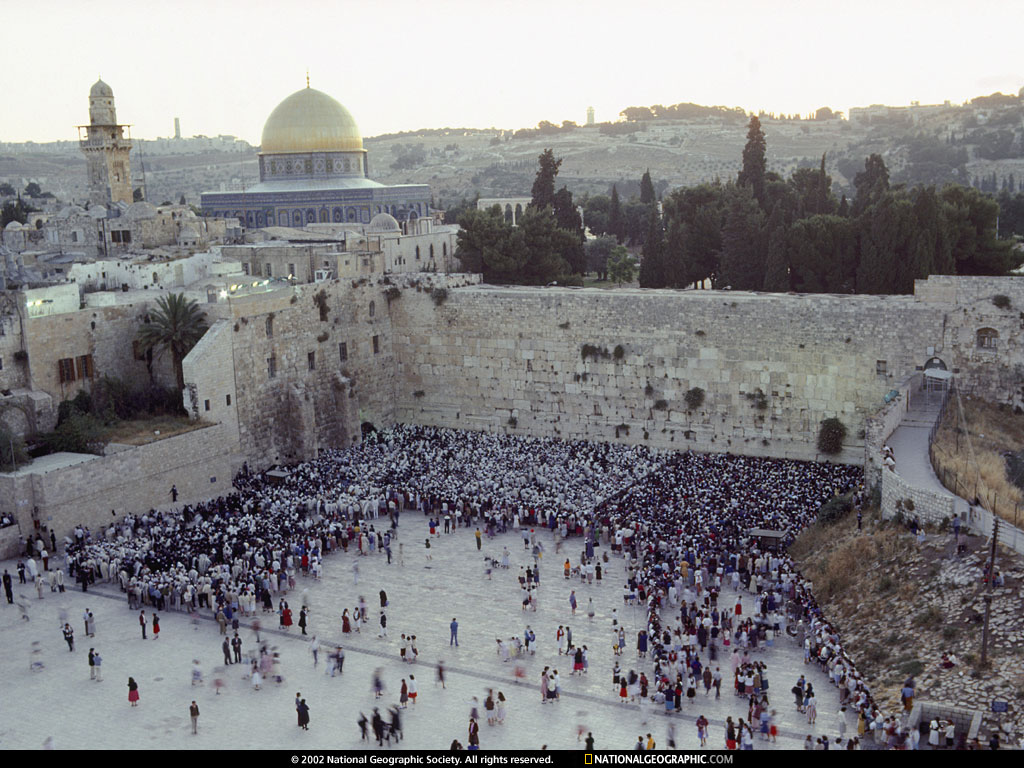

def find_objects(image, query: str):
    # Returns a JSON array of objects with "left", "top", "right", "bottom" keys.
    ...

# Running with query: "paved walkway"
[
  {"left": 887, "top": 394, "right": 971, "bottom": 518},
  {"left": 0, "top": 525, "right": 855, "bottom": 750}
]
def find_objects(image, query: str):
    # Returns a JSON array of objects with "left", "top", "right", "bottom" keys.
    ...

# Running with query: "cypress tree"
[
  {"left": 737, "top": 116, "right": 767, "bottom": 208},
  {"left": 640, "top": 169, "right": 656, "bottom": 204},
  {"left": 608, "top": 184, "right": 624, "bottom": 244},
  {"left": 762, "top": 203, "right": 789, "bottom": 291}
]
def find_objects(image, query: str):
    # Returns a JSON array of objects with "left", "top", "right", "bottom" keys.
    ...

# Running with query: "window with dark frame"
[{"left": 58, "top": 357, "right": 76, "bottom": 383}]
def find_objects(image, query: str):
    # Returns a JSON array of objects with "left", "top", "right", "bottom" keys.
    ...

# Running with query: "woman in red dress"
[
  {"left": 128, "top": 677, "right": 140, "bottom": 706},
  {"left": 152, "top": 613, "right": 160, "bottom": 639},
  {"left": 282, "top": 603, "right": 293, "bottom": 629},
  {"left": 342, "top": 609, "right": 351, "bottom": 634}
]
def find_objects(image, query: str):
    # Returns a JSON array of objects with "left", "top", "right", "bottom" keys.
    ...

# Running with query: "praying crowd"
[
  {"left": 42, "top": 424, "right": 913, "bottom": 747},
  {"left": 57, "top": 426, "right": 661, "bottom": 622}
]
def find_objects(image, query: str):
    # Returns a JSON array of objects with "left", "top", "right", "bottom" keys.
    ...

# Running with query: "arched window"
[
  {"left": 266, "top": 316, "right": 273, "bottom": 338},
  {"left": 415, "top": 246, "right": 421, "bottom": 260},
  {"left": 429, "top": 243, "right": 435, "bottom": 259},
  {"left": 369, "top": 301, "right": 375, "bottom": 318},
  {"left": 443, "top": 242, "right": 447, "bottom": 256},
  {"left": 977, "top": 327, "right": 998, "bottom": 349}
]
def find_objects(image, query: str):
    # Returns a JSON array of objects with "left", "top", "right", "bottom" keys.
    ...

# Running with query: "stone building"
[
  {"left": 220, "top": 214, "right": 459, "bottom": 282},
  {"left": 201, "top": 85, "right": 431, "bottom": 228},
  {"left": 78, "top": 79, "right": 133, "bottom": 207},
  {"left": 1, "top": 202, "right": 241, "bottom": 260}
]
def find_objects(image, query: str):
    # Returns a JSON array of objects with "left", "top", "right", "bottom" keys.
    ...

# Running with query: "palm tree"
[{"left": 135, "top": 293, "right": 208, "bottom": 395}]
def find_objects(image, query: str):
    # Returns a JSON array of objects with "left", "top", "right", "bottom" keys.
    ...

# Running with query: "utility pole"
[{"left": 980, "top": 518, "right": 999, "bottom": 668}]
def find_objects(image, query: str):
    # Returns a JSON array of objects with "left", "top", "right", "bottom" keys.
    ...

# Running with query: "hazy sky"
[{"left": 3, "top": 0, "right": 1022, "bottom": 144}]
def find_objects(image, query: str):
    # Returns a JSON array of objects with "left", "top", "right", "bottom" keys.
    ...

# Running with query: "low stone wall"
[
  {"left": 908, "top": 700, "right": 983, "bottom": 744},
  {"left": 0, "top": 523, "right": 22, "bottom": 560},
  {"left": 0, "top": 423, "right": 236, "bottom": 540},
  {"left": 880, "top": 466, "right": 956, "bottom": 524},
  {"left": 863, "top": 373, "right": 920, "bottom": 487}
]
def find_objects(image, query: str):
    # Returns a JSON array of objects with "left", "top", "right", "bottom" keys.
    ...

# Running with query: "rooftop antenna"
[{"left": 306, "top": 69, "right": 310, "bottom": 89}]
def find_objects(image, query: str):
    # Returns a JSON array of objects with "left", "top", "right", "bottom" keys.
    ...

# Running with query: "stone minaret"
[{"left": 79, "top": 79, "right": 133, "bottom": 206}]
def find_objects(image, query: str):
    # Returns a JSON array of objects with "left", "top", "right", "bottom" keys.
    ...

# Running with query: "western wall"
[
  {"left": 3, "top": 273, "right": 1022, "bottom": 538},
  {"left": 391, "top": 275, "right": 1023, "bottom": 463}
]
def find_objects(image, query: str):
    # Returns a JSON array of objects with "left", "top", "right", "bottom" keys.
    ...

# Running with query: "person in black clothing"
[
  {"left": 232, "top": 633, "right": 242, "bottom": 663},
  {"left": 222, "top": 638, "right": 232, "bottom": 665},
  {"left": 372, "top": 708, "right": 386, "bottom": 746},
  {"left": 3, "top": 570, "right": 12, "bottom": 603}
]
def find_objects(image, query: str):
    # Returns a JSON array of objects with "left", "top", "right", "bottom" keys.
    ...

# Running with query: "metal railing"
[{"left": 928, "top": 381, "right": 1023, "bottom": 530}]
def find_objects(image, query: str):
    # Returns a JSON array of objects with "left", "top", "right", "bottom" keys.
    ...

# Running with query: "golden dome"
[{"left": 260, "top": 87, "right": 363, "bottom": 154}]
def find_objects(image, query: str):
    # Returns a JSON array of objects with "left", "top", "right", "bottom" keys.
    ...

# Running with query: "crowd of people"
[{"left": 29, "top": 424, "right": 921, "bottom": 748}]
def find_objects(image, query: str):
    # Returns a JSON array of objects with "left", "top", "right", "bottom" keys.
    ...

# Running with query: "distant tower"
[
  {"left": 78, "top": 78, "right": 133, "bottom": 206},
  {"left": 586, "top": 106, "right": 595, "bottom": 126},
  {"left": 174, "top": 117, "right": 181, "bottom": 140}
]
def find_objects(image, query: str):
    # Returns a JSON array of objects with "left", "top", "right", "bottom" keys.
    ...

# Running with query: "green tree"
[
  {"left": 553, "top": 187, "right": 585, "bottom": 273},
  {"left": 940, "top": 184, "right": 1017, "bottom": 275},
  {"left": 640, "top": 169, "right": 656, "bottom": 204},
  {"left": 622, "top": 201, "right": 651, "bottom": 246},
  {"left": 762, "top": 203, "right": 790, "bottom": 292},
  {"left": 638, "top": 206, "right": 666, "bottom": 288},
  {"left": 586, "top": 236, "right": 616, "bottom": 280},
  {"left": 737, "top": 115, "right": 767, "bottom": 208},
  {"left": 582, "top": 195, "right": 610, "bottom": 237},
  {"left": 0, "top": 199, "right": 29, "bottom": 228},
  {"left": 43, "top": 410, "right": 106, "bottom": 456},
  {"left": 518, "top": 206, "right": 571, "bottom": 284},
  {"left": 607, "top": 246, "right": 637, "bottom": 286},
  {"left": 135, "top": 293, "right": 209, "bottom": 393},
  {"left": 608, "top": 185, "right": 624, "bottom": 243},
  {"left": 662, "top": 183, "right": 726, "bottom": 288},
  {"left": 530, "top": 149, "right": 561, "bottom": 211},
  {"left": 852, "top": 154, "right": 890, "bottom": 216},
  {"left": 0, "top": 182, "right": 17, "bottom": 196},
  {"left": 787, "top": 215, "right": 857, "bottom": 293},
  {"left": 443, "top": 194, "right": 480, "bottom": 225},
  {"left": 23, "top": 182, "right": 41, "bottom": 197},
  {"left": 456, "top": 206, "right": 523, "bottom": 279},
  {"left": 717, "top": 185, "right": 765, "bottom": 289},
  {"left": 789, "top": 154, "right": 835, "bottom": 218},
  {"left": 856, "top": 193, "right": 914, "bottom": 294}
]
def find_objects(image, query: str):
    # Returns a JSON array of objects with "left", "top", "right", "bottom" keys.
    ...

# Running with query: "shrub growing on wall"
[
  {"left": 817, "top": 417, "right": 847, "bottom": 454},
  {"left": 684, "top": 387, "right": 705, "bottom": 411}
]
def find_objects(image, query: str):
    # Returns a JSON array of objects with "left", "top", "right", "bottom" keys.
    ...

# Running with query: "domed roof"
[
  {"left": 56, "top": 205, "right": 86, "bottom": 219},
  {"left": 125, "top": 201, "right": 158, "bottom": 219},
  {"left": 367, "top": 212, "right": 400, "bottom": 232},
  {"left": 261, "top": 87, "right": 363, "bottom": 154},
  {"left": 90, "top": 79, "right": 113, "bottom": 99}
]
